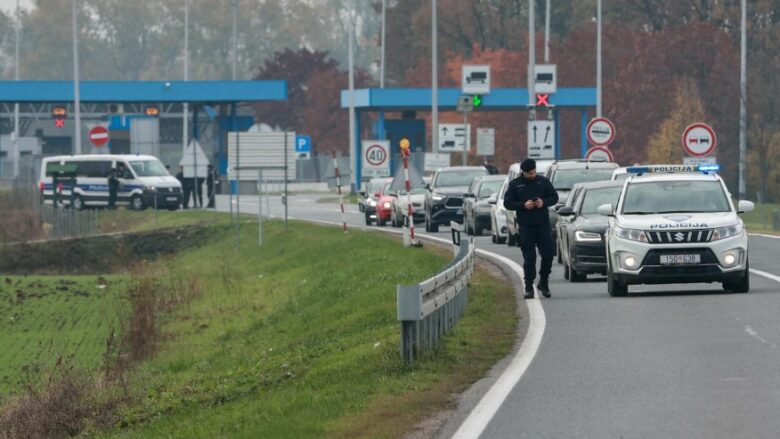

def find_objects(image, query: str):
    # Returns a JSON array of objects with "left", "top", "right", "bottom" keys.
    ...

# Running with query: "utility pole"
[
  {"left": 72, "top": 0, "right": 82, "bottom": 155},
  {"left": 596, "top": 0, "right": 602, "bottom": 117},
  {"left": 544, "top": 0, "right": 550, "bottom": 63},
  {"left": 12, "top": 0, "right": 20, "bottom": 176},
  {"left": 738, "top": 0, "right": 747, "bottom": 199},
  {"left": 380, "top": 0, "right": 386, "bottom": 88},
  {"left": 432, "top": 0, "right": 439, "bottom": 153},
  {"left": 231, "top": 0, "right": 237, "bottom": 80},
  {"left": 348, "top": 9, "right": 357, "bottom": 192},
  {"left": 183, "top": 0, "right": 190, "bottom": 153}
]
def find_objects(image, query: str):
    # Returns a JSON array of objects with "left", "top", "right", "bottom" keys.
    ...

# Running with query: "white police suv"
[{"left": 598, "top": 164, "right": 754, "bottom": 296}]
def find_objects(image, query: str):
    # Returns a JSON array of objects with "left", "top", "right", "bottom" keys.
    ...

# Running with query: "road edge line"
[{"left": 750, "top": 268, "right": 780, "bottom": 283}]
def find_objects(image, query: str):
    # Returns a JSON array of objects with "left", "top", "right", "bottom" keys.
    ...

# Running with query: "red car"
[{"left": 369, "top": 181, "right": 396, "bottom": 226}]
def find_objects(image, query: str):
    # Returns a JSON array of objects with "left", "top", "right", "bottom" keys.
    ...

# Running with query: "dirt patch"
[{"left": 0, "top": 225, "right": 216, "bottom": 275}]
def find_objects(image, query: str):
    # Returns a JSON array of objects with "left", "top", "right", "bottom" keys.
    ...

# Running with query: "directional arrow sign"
[
  {"left": 439, "top": 123, "right": 470, "bottom": 152},
  {"left": 527, "top": 120, "right": 555, "bottom": 159}
]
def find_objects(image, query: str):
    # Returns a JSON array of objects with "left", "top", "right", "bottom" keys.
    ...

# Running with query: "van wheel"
[
  {"left": 607, "top": 263, "right": 628, "bottom": 297},
  {"left": 131, "top": 195, "right": 146, "bottom": 211},
  {"left": 507, "top": 232, "right": 517, "bottom": 247},
  {"left": 72, "top": 195, "right": 85, "bottom": 211}
]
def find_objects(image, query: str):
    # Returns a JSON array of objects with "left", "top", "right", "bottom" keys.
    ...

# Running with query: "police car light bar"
[{"left": 626, "top": 164, "right": 720, "bottom": 174}]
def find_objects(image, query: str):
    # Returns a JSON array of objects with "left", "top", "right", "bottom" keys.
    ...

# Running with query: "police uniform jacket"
[{"left": 503, "top": 175, "right": 559, "bottom": 227}]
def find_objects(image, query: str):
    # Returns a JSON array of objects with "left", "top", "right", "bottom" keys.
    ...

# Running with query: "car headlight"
[
  {"left": 432, "top": 193, "right": 445, "bottom": 201},
  {"left": 614, "top": 226, "right": 648, "bottom": 242},
  {"left": 383, "top": 201, "right": 392, "bottom": 209},
  {"left": 575, "top": 231, "right": 602, "bottom": 242},
  {"left": 369, "top": 200, "right": 377, "bottom": 207},
  {"left": 711, "top": 223, "right": 743, "bottom": 241},
  {"left": 145, "top": 186, "right": 157, "bottom": 192}
]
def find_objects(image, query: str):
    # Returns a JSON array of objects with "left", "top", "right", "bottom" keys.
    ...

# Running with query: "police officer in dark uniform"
[
  {"left": 206, "top": 164, "right": 219, "bottom": 208},
  {"left": 108, "top": 166, "right": 120, "bottom": 209},
  {"left": 484, "top": 159, "right": 499, "bottom": 175},
  {"left": 503, "top": 158, "right": 559, "bottom": 299},
  {"left": 176, "top": 166, "right": 192, "bottom": 209}
]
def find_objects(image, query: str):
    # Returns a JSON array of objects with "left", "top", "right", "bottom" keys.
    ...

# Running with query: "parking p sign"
[{"left": 295, "top": 135, "right": 312, "bottom": 153}]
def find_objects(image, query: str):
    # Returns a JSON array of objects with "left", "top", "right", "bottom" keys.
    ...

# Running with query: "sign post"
[
  {"left": 585, "top": 145, "right": 614, "bottom": 162},
  {"left": 527, "top": 120, "right": 555, "bottom": 159},
  {"left": 361, "top": 140, "right": 390, "bottom": 178},
  {"left": 88, "top": 126, "right": 109, "bottom": 148},
  {"left": 682, "top": 123, "right": 717, "bottom": 157},
  {"left": 476, "top": 128, "right": 495, "bottom": 159}
]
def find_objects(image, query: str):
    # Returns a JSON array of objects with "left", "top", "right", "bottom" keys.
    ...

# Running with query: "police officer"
[
  {"left": 503, "top": 158, "right": 559, "bottom": 299},
  {"left": 108, "top": 166, "right": 120, "bottom": 209},
  {"left": 484, "top": 159, "right": 499, "bottom": 175},
  {"left": 176, "top": 166, "right": 192, "bottom": 209},
  {"left": 206, "top": 164, "right": 219, "bottom": 208}
]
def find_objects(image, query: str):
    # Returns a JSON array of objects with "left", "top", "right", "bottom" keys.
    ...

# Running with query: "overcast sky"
[{"left": 0, "top": 0, "right": 34, "bottom": 14}]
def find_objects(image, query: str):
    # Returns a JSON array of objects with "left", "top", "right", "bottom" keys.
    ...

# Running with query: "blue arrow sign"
[{"left": 295, "top": 135, "right": 311, "bottom": 153}]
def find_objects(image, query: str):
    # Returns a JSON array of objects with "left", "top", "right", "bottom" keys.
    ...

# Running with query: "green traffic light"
[{"left": 473, "top": 95, "right": 482, "bottom": 107}]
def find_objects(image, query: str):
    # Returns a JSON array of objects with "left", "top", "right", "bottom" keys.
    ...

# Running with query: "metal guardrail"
[{"left": 396, "top": 224, "right": 475, "bottom": 362}]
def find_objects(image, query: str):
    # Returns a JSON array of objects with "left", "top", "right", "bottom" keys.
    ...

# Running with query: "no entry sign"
[
  {"left": 89, "top": 126, "right": 109, "bottom": 147},
  {"left": 682, "top": 123, "right": 716, "bottom": 157},
  {"left": 585, "top": 145, "right": 614, "bottom": 162},
  {"left": 586, "top": 117, "right": 616, "bottom": 147}
]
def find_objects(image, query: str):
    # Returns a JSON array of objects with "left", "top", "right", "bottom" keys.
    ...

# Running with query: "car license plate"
[
  {"left": 456, "top": 209, "right": 463, "bottom": 215},
  {"left": 660, "top": 254, "right": 700, "bottom": 265},
  {"left": 166, "top": 196, "right": 178, "bottom": 202}
]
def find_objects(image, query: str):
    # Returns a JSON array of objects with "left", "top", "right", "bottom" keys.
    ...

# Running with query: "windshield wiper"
[
  {"left": 654, "top": 210, "right": 720, "bottom": 214},
  {"left": 622, "top": 211, "right": 656, "bottom": 215}
]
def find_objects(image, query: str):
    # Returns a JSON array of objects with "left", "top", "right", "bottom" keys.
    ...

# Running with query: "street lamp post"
[
  {"left": 528, "top": 0, "right": 536, "bottom": 114},
  {"left": 432, "top": 0, "right": 439, "bottom": 153},
  {"left": 72, "top": 0, "right": 82, "bottom": 155},
  {"left": 738, "top": 0, "right": 747, "bottom": 199},
  {"left": 544, "top": 0, "right": 550, "bottom": 63},
  {"left": 348, "top": 10, "right": 357, "bottom": 192},
  {"left": 596, "top": 0, "right": 602, "bottom": 118},
  {"left": 12, "top": 0, "right": 20, "bottom": 176}
]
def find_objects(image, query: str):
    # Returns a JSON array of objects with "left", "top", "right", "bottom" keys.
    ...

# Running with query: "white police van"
[
  {"left": 39, "top": 154, "right": 182, "bottom": 210},
  {"left": 599, "top": 164, "right": 754, "bottom": 296}
]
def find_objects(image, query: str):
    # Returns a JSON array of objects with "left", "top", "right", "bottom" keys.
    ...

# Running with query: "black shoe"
[
  {"left": 538, "top": 279, "right": 551, "bottom": 298},
  {"left": 524, "top": 286, "right": 535, "bottom": 299}
]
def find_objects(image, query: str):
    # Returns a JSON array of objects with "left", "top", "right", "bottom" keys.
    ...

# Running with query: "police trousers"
[{"left": 518, "top": 224, "right": 555, "bottom": 287}]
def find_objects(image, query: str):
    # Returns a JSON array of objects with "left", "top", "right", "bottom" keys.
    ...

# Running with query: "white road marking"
[
  {"left": 749, "top": 233, "right": 780, "bottom": 240},
  {"left": 744, "top": 325, "right": 776, "bottom": 348},
  {"left": 451, "top": 249, "right": 545, "bottom": 439},
  {"left": 227, "top": 200, "right": 548, "bottom": 438},
  {"left": 750, "top": 268, "right": 780, "bottom": 284}
]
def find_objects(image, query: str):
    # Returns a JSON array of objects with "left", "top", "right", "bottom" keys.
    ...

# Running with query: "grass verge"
[
  {"left": 1, "top": 213, "right": 517, "bottom": 438},
  {"left": 742, "top": 202, "right": 780, "bottom": 235},
  {"left": 317, "top": 193, "right": 360, "bottom": 205}
]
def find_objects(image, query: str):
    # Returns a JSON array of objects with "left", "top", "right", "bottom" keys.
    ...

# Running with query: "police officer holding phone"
[{"left": 504, "top": 158, "right": 559, "bottom": 299}]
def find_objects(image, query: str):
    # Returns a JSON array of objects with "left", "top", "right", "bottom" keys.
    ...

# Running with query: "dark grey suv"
[{"left": 424, "top": 166, "right": 488, "bottom": 232}]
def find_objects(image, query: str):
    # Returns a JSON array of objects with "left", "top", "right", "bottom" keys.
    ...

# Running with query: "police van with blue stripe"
[
  {"left": 39, "top": 154, "right": 182, "bottom": 210},
  {"left": 600, "top": 164, "right": 754, "bottom": 296}
]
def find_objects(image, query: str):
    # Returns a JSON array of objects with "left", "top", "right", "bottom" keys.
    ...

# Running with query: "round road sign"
[
  {"left": 89, "top": 126, "right": 109, "bottom": 147},
  {"left": 585, "top": 145, "right": 614, "bottom": 162},
  {"left": 365, "top": 144, "right": 388, "bottom": 166},
  {"left": 586, "top": 117, "right": 616, "bottom": 147},
  {"left": 682, "top": 123, "right": 716, "bottom": 157}
]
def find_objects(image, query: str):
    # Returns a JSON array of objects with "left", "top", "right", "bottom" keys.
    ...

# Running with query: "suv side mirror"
[
  {"left": 425, "top": 183, "right": 431, "bottom": 190},
  {"left": 597, "top": 203, "right": 614, "bottom": 216},
  {"left": 737, "top": 200, "right": 755, "bottom": 213},
  {"left": 557, "top": 206, "right": 575, "bottom": 216},
  {"left": 553, "top": 203, "right": 564, "bottom": 212},
  {"left": 487, "top": 193, "right": 498, "bottom": 205},
  {"left": 358, "top": 191, "right": 366, "bottom": 197}
]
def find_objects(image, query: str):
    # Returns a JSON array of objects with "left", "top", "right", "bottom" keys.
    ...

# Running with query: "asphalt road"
[{"left": 217, "top": 194, "right": 780, "bottom": 438}]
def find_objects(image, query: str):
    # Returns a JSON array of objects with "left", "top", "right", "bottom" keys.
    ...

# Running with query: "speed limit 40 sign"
[{"left": 361, "top": 140, "right": 390, "bottom": 177}]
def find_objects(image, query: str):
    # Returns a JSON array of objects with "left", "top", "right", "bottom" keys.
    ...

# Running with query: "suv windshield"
[
  {"left": 479, "top": 180, "right": 504, "bottom": 198},
  {"left": 129, "top": 160, "right": 168, "bottom": 177},
  {"left": 622, "top": 181, "right": 730, "bottom": 214},
  {"left": 580, "top": 187, "right": 623, "bottom": 215},
  {"left": 434, "top": 170, "right": 487, "bottom": 187},
  {"left": 552, "top": 169, "right": 615, "bottom": 190}
]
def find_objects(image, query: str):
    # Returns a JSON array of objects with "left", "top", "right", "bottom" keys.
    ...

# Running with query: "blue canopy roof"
[{"left": 0, "top": 80, "right": 287, "bottom": 103}]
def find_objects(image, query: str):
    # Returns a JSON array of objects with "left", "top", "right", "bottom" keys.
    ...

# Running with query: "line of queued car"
[
  {"left": 357, "top": 161, "right": 622, "bottom": 285},
  {"left": 357, "top": 159, "right": 754, "bottom": 295}
]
